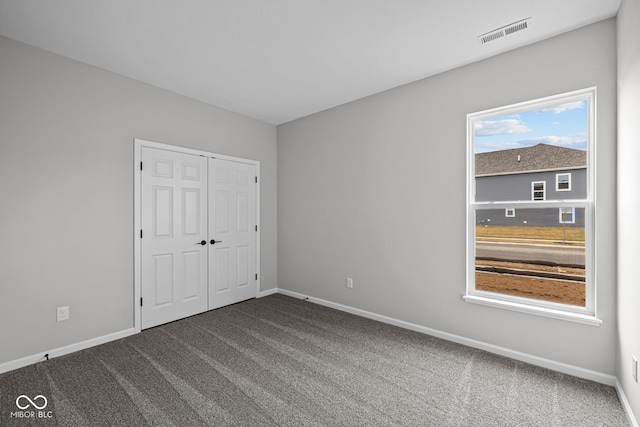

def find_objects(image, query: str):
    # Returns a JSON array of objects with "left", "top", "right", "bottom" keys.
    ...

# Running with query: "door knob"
[
  {"left": 199, "top": 240, "right": 207, "bottom": 245},
  {"left": 210, "top": 239, "right": 222, "bottom": 245}
]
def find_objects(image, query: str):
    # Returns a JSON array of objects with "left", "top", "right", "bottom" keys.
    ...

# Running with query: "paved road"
[{"left": 476, "top": 241, "right": 585, "bottom": 267}]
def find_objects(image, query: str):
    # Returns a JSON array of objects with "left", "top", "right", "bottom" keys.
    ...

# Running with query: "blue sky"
[{"left": 474, "top": 100, "right": 588, "bottom": 153}]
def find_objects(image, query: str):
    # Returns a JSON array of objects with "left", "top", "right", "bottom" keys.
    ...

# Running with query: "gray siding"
[
  {"left": 476, "top": 169, "right": 586, "bottom": 202},
  {"left": 476, "top": 208, "right": 585, "bottom": 228}
]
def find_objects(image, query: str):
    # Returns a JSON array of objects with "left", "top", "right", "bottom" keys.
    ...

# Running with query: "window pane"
[
  {"left": 469, "top": 89, "right": 594, "bottom": 315},
  {"left": 474, "top": 100, "right": 588, "bottom": 204},
  {"left": 557, "top": 173, "right": 571, "bottom": 191},
  {"left": 559, "top": 207, "right": 575, "bottom": 223},
  {"left": 532, "top": 182, "right": 546, "bottom": 200},
  {"left": 475, "top": 208, "right": 585, "bottom": 306}
]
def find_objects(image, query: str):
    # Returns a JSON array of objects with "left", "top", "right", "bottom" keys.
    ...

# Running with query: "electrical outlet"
[
  {"left": 56, "top": 306, "right": 69, "bottom": 322},
  {"left": 346, "top": 277, "right": 354, "bottom": 289},
  {"left": 633, "top": 356, "right": 638, "bottom": 382}
]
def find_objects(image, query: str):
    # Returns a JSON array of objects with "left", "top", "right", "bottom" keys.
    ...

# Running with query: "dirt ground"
[{"left": 475, "top": 260, "right": 585, "bottom": 307}]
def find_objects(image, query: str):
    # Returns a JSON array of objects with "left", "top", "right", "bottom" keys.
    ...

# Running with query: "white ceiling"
[{"left": 0, "top": 0, "right": 621, "bottom": 125}]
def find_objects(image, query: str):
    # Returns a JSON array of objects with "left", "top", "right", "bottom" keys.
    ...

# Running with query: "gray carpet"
[{"left": 0, "top": 294, "right": 629, "bottom": 426}]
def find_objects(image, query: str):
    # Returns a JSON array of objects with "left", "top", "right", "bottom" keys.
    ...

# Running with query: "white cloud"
[
  {"left": 474, "top": 141, "right": 524, "bottom": 153},
  {"left": 474, "top": 119, "right": 531, "bottom": 136},
  {"left": 518, "top": 135, "right": 586, "bottom": 147},
  {"left": 541, "top": 100, "right": 585, "bottom": 114}
]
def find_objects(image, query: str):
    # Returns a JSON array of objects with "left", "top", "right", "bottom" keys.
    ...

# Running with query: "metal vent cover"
[{"left": 478, "top": 18, "right": 531, "bottom": 45}]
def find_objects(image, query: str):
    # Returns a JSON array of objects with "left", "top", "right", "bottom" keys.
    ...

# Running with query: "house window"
[
  {"left": 466, "top": 88, "right": 597, "bottom": 324},
  {"left": 532, "top": 181, "right": 546, "bottom": 200},
  {"left": 559, "top": 207, "right": 575, "bottom": 224},
  {"left": 556, "top": 173, "right": 571, "bottom": 191}
]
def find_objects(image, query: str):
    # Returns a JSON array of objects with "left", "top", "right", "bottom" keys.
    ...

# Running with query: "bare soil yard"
[{"left": 475, "top": 260, "right": 585, "bottom": 306}]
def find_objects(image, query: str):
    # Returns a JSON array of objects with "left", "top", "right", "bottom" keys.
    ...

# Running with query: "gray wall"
[
  {"left": 0, "top": 36, "right": 277, "bottom": 365},
  {"left": 278, "top": 20, "right": 617, "bottom": 375},
  {"left": 617, "top": 0, "right": 640, "bottom": 419}
]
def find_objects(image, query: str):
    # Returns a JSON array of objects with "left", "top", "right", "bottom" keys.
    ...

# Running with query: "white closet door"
[
  {"left": 141, "top": 147, "right": 208, "bottom": 329},
  {"left": 209, "top": 158, "right": 257, "bottom": 309}
]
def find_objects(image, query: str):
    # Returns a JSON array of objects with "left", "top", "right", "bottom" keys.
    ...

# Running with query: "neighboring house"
[{"left": 475, "top": 143, "right": 586, "bottom": 227}]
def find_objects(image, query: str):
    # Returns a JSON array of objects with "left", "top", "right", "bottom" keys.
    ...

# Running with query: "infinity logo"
[{"left": 16, "top": 395, "right": 48, "bottom": 410}]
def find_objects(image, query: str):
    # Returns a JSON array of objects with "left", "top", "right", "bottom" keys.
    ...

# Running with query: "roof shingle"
[{"left": 475, "top": 143, "right": 586, "bottom": 176}]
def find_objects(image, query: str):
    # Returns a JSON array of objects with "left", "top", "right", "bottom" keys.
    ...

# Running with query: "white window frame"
[
  {"left": 531, "top": 181, "right": 546, "bottom": 201},
  {"left": 559, "top": 207, "right": 576, "bottom": 224},
  {"left": 465, "top": 87, "right": 599, "bottom": 325},
  {"left": 505, "top": 208, "right": 515, "bottom": 217},
  {"left": 556, "top": 173, "right": 572, "bottom": 191}
]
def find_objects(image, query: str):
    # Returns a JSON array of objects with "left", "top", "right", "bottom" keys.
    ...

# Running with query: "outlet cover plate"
[{"left": 57, "top": 306, "right": 69, "bottom": 322}]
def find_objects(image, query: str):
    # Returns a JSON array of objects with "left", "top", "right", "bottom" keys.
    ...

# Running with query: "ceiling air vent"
[{"left": 478, "top": 18, "right": 531, "bottom": 45}]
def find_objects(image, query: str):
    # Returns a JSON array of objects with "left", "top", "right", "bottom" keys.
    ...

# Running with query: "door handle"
[
  {"left": 198, "top": 240, "right": 207, "bottom": 246},
  {"left": 210, "top": 239, "right": 222, "bottom": 245}
]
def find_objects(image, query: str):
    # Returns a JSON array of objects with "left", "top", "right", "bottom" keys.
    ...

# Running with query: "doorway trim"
[{"left": 133, "top": 138, "right": 261, "bottom": 333}]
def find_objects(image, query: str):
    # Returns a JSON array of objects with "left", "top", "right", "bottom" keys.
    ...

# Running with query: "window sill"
[{"left": 463, "top": 295, "right": 603, "bottom": 326}]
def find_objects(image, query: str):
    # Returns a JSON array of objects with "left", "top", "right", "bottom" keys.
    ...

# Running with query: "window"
[
  {"left": 532, "top": 181, "right": 546, "bottom": 200},
  {"left": 556, "top": 173, "right": 571, "bottom": 191},
  {"left": 559, "top": 207, "right": 575, "bottom": 224},
  {"left": 466, "top": 88, "right": 597, "bottom": 324}
]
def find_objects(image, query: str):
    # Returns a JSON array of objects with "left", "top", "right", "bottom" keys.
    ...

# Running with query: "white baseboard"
[
  {"left": 277, "top": 288, "right": 616, "bottom": 386},
  {"left": 616, "top": 378, "right": 639, "bottom": 427},
  {"left": 0, "top": 287, "right": 283, "bottom": 375},
  {"left": 0, "top": 328, "right": 136, "bottom": 375},
  {"left": 277, "top": 288, "right": 638, "bottom": 424},
  {"left": 258, "top": 287, "right": 279, "bottom": 298}
]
